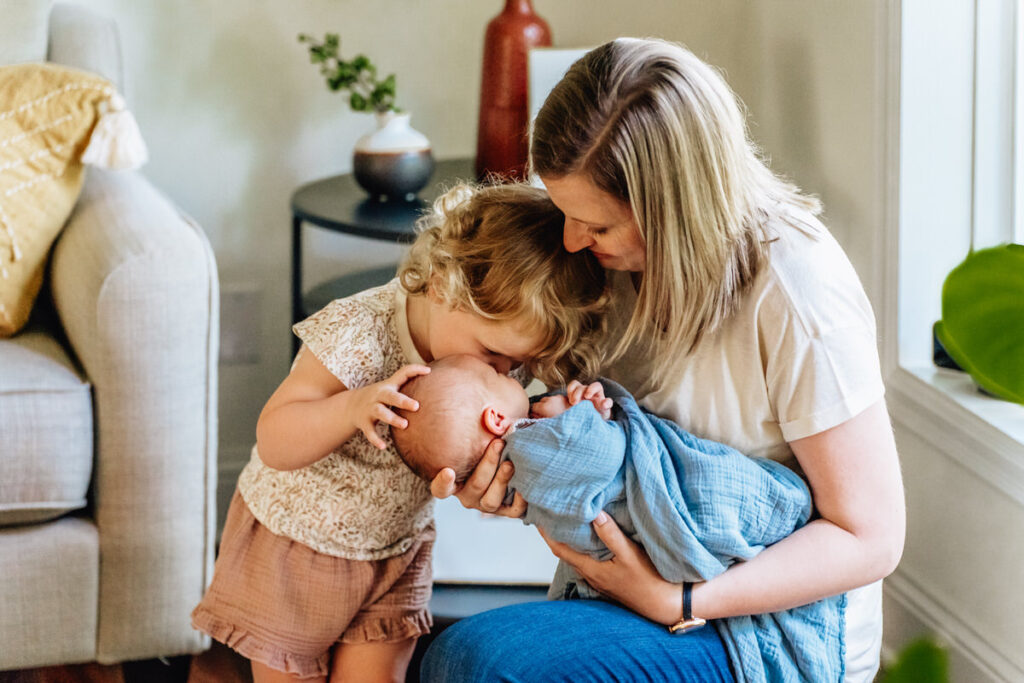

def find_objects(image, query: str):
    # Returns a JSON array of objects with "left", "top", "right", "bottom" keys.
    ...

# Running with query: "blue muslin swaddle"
[{"left": 504, "top": 379, "right": 845, "bottom": 683}]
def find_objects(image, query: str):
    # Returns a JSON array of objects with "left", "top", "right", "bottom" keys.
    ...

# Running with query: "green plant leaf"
[
  {"left": 935, "top": 243, "right": 1024, "bottom": 404},
  {"left": 299, "top": 32, "right": 397, "bottom": 112},
  {"left": 878, "top": 637, "right": 948, "bottom": 683}
]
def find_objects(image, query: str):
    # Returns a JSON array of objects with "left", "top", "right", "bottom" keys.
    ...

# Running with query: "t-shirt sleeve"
[
  {"left": 769, "top": 324, "right": 885, "bottom": 442},
  {"left": 292, "top": 298, "right": 386, "bottom": 390},
  {"left": 762, "top": 247, "right": 886, "bottom": 442}
]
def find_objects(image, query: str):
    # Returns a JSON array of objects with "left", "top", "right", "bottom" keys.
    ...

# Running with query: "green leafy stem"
[{"left": 298, "top": 32, "right": 398, "bottom": 113}]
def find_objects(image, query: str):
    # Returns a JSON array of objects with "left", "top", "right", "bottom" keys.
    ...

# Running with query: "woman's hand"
[
  {"left": 429, "top": 438, "right": 528, "bottom": 518},
  {"left": 538, "top": 512, "right": 681, "bottom": 625},
  {"left": 350, "top": 364, "right": 431, "bottom": 449}
]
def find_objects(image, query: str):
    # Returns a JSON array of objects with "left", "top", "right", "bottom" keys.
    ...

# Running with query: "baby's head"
[{"left": 392, "top": 355, "right": 530, "bottom": 484}]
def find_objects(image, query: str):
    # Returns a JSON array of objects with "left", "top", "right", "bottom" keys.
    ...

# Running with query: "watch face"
[{"left": 669, "top": 617, "right": 707, "bottom": 634}]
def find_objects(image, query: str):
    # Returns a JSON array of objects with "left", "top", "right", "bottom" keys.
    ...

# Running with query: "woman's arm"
[
  {"left": 540, "top": 399, "right": 905, "bottom": 624},
  {"left": 256, "top": 346, "right": 429, "bottom": 471}
]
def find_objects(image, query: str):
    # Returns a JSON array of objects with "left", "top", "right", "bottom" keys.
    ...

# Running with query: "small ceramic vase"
[{"left": 353, "top": 111, "right": 435, "bottom": 202}]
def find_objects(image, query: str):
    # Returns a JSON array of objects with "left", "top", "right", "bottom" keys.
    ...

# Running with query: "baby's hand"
[
  {"left": 351, "top": 364, "right": 430, "bottom": 449},
  {"left": 530, "top": 394, "right": 572, "bottom": 419},
  {"left": 566, "top": 380, "right": 613, "bottom": 420}
]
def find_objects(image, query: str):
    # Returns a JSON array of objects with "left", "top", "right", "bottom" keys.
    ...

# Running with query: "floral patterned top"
[{"left": 237, "top": 279, "right": 434, "bottom": 560}]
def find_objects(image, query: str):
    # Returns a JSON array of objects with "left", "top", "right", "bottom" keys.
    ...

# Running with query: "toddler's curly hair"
[{"left": 398, "top": 182, "right": 608, "bottom": 385}]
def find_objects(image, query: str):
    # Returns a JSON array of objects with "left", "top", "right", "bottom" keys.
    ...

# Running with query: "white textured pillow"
[{"left": 0, "top": 0, "right": 55, "bottom": 66}]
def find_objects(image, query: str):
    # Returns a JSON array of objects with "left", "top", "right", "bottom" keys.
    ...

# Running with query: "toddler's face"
[{"left": 428, "top": 306, "right": 542, "bottom": 376}]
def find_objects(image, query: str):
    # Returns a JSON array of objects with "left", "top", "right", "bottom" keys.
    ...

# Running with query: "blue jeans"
[{"left": 420, "top": 600, "right": 735, "bottom": 682}]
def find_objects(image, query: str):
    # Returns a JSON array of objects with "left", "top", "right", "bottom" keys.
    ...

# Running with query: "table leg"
[{"left": 291, "top": 215, "right": 303, "bottom": 356}]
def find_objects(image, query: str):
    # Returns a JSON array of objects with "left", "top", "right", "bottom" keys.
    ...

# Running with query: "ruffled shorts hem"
[
  {"left": 191, "top": 606, "right": 328, "bottom": 679},
  {"left": 341, "top": 608, "right": 433, "bottom": 644}
]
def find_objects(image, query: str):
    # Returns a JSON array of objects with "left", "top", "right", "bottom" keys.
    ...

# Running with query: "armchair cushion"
[{"left": 0, "top": 325, "right": 92, "bottom": 526}]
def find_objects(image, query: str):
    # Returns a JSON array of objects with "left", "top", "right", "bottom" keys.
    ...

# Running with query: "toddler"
[
  {"left": 392, "top": 355, "right": 845, "bottom": 683},
  {"left": 191, "top": 183, "right": 607, "bottom": 683}
]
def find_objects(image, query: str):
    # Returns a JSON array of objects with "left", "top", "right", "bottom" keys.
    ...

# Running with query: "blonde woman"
[{"left": 426, "top": 38, "right": 904, "bottom": 682}]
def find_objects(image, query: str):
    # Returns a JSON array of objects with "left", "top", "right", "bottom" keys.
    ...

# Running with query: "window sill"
[{"left": 887, "top": 365, "right": 1024, "bottom": 504}]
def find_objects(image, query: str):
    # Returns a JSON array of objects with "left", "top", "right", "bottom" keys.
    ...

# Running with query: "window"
[{"left": 895, "top": 0, "right": 1024, "bottom": 445}]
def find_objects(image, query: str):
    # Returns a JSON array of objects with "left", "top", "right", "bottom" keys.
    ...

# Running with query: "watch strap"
[{"left": 669, "top": 582, "right": 707, "bottom": 634}]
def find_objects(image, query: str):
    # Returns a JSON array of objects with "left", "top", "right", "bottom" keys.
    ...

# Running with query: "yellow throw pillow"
[{"left": 0, "top": 62, "right": 147, "bottom": 337}]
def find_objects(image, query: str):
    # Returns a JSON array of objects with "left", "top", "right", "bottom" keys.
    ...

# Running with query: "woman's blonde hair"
[
  {"left": 399, "top": 182, "right": 608, "bottom": 385},
  {"left": 531, "top": 38, "right": 821, "bottom": 388}
]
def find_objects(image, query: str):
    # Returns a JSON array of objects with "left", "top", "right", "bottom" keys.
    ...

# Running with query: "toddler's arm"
[{"left": 255, "top": 346, "right": 429, "bottom": 470}]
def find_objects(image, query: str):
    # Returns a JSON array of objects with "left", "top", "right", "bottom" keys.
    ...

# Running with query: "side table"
[{"left": 290, "top": 158, "right": 475, "bottom": 353}]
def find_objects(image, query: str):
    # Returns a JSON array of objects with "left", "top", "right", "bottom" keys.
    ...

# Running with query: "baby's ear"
[{"left": 482, "top": 406, "right": 513, "bottom": 436}]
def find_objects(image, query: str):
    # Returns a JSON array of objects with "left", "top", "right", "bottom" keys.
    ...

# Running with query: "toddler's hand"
[
  {"left": 529, "top": 394, "right": 572, "bottom": 419},
  {"left": 566, "top": 380, "right": 613, "bottom": 420},
  {"left": 351, "top": 364, "right": 430, "bottom": 449}
]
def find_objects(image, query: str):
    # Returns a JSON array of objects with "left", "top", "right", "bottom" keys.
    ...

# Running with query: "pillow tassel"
[{"left": 81, "top": 93, "right": 149, "bottom": 171}]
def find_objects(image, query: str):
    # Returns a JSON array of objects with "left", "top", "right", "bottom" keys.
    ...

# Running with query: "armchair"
[{"left": 0, "top": 1, "right": 218, "bottom": 670}]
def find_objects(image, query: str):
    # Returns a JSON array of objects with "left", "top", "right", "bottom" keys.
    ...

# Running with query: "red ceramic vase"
[{"left": 475, "top": 0, "right": 551, "bottom": 181}]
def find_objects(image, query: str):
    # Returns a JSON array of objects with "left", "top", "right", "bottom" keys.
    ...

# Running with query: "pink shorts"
[{"left": 191, "top": 490, "right": 435, "bottom": 679}]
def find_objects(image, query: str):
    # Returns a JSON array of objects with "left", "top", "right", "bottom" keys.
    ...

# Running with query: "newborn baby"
[
  {"left": 390, "top": 354, "right": 609, "bottom": 484},
  {"left": 391, "top": 353, "right": 843, "bottom": 683}
]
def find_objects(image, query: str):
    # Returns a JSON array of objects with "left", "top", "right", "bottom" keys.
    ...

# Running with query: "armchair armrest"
[{"left": 50, "top": 169, "right": 219, "bottom": 662}]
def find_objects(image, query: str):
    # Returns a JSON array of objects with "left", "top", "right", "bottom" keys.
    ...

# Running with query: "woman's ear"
[{"left": 482, "top": 406, "right": 513, "bottom": 436}]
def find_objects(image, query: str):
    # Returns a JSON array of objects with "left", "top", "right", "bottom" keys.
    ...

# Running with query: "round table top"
[{"left": 290, "top": 157, "right": 476, "bottom": 243}]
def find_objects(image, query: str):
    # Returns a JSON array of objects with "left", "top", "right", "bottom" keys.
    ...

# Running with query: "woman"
[{"left": 426, "top": 38, "right": 904, "bottom": 682}]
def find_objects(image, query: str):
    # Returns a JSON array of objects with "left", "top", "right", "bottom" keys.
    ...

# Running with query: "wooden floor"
[{"left": 0, "top": 643, "right": 252, "bottom": 683}]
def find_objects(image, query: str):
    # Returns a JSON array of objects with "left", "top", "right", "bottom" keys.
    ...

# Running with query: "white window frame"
[{"left": 885, "top": 0, "right": 1024, "bottom": 507}]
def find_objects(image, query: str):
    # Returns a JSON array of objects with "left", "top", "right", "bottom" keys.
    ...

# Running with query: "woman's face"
[{"left": 542, "top": 173, "right": 646, "bottom": 272}]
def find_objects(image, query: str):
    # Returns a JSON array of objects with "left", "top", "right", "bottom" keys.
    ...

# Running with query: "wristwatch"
[{"left": 669, "top": 582, "right": 707, "bottom": 634}]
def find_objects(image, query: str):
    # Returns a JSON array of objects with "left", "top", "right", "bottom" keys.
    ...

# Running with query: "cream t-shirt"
[{"left": 607, "top": 209, "right": 886, "bottom": 683}]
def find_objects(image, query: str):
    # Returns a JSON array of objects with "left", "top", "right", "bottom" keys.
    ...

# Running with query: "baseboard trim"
[{"left": 884, "top": 571, "right": 1022, "bottom": 682}]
